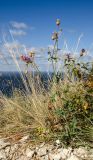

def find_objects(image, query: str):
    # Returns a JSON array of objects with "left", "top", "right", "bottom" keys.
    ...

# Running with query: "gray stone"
[
  {"left": 5, "top": 146, "right": 10, "bottom": 157},
  {"left": 25, "top": 148, "right": 34, "bottom": 158},
  {"left": 0, "top": 149, "right": 6, "bottom": 159},
  {"left": 0, "top": 137, "right": 93, "bottom": 160},
  {"left": 0, "top": 139, "right": 10, "bottom": 150},
  {"left": 88, "top": 149, "right": 93, "bottom": 159},
  {"left": 49, "top": 153, "right": 61, "bottom": 160},
  {"left": 74, "top": 147, "right": 88, "bottom": 158},
  {"left": 37, "top": 146, "right": 48, "bottom": 156},
  {"left": 67, "top": 154, "right": 80, "bottom": 160},
  {"left": 59, "top": 148, "right": 70, "bottom": 159}
]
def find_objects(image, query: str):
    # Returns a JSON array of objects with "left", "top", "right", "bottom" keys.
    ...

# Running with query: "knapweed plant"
[
  {"left": 48, "top": 19, "right": 62, "bottom": 77},
  {"left": 0, "top": 19, "right": 93, "bottom": 147}
]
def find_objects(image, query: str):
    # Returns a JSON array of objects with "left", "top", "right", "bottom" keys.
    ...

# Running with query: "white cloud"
[
  {"left": 10, "top": 29, "right": 26, "bottom": 36},
  {"left": 10, "top": 21, "right": 28, "bottom": 29},
  {"left": 10, "top": 21, "right": 35, "bottom": 36},
  {"left": 4, "top": 41, "right": 26, "bottom": 56},
  {"left": 27, "top": 47, "right": 47, "bottom": 55},
  {"left": 4, "top": 41, "right": 23, "bottom": 49},
  {"left": 66, "top": 29, "right": 76, "bottom": 33}
]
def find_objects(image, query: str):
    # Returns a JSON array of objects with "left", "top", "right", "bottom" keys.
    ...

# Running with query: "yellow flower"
[{"left": 83, "top": 102, "right": 88, "bottom": 110}]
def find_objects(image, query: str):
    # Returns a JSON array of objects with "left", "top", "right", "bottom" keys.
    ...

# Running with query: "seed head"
[{"left": 52, "top": 32, "right": 58, "bottom": 40}]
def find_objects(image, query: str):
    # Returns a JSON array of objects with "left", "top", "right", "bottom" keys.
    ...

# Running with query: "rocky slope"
[{"left": 0, "top": 135, "right": 93, "bottom": 160}]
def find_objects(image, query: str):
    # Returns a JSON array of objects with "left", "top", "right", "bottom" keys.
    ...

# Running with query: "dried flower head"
[
  {"left": 52, "top": 32, "right": 58, "bottom": 40},
  {"left": 29, "top": 51, "right": 35, "bottom": 57},
  {"left": 56, "top": 19, "right": 60, "bottom": 26},
  {"left": 80, "top": 48, "right": 86, "bottom": 56}
]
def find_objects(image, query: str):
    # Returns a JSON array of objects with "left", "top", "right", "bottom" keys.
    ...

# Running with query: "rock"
[
  {"left": 67, "top": 154, "right": 79, "bottom": 160},
  {"left": 25, "top": 148, "right": 34, "bottom": 158},
  {"left": 5, "top": 146, "right": 10, "bottom": 157},
  {"left": 37, "top": 146, "right": 48, "bottom": 157},
  {"left": 46, "top": 147, "right": 72, "bottom": 160},
  {"left": 0, "top": 149, "right": 6, "bottom": 159},
  {"left": 0, "top": 137, "right": 93, "bottom": 160},
  {"left": 0, "top": 139, "right": 10, "bottom": 150},
  {"left": 74, "top": 147, "right": 88, "bottom": 158},
  {"left": 10, "top": 143, "right": 19, "bottom": 153},
  {"left": 9, "top": 143, "right": 19, "bottom": 159},
  {"left": 43, "top": 155, "right": 50, "bottom": 160},
  {"left": 87, "top": 149, "right": 93, "bottom": 159},
  {"left": 59, "top": 148, "right": 71, "bottom": 159},
  {"left": 49, "top": 153, "right": 61, "bottom": 160},
  {"left": 17, "top": 155, "right": 27, "bottom": 160}
]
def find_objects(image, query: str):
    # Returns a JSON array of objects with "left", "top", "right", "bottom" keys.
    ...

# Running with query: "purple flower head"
[{"left": 20, "top": 55, "right": 33, "bottom": 64}]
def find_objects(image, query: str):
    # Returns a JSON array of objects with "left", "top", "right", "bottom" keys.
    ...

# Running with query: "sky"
[{"left": 0, "top": 0, "right": 93, "bottom": 71}]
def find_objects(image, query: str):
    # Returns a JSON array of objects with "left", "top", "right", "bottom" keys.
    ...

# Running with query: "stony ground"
[{"left": 0, "top": 135, "right": 93, "bottom": 160}]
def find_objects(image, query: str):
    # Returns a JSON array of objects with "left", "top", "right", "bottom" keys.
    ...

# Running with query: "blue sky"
[{"left": 0, "top": 0, "right": 93, "bottom": 71}]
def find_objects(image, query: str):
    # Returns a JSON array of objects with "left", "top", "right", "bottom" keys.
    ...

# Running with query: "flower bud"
[
  {"left": 80, "top": 49, "right": 85, "bottom": 56},
  {"left": 52, "top": 32, "right": 58, "bottom": 40},
  {"left": 56, "top": 19, "right": 60, "bottom": 26}
]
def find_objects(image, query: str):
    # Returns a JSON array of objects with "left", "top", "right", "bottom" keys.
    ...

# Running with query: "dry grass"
[{"left": 0, "top": 19, "right": 93, "bottom": 147}]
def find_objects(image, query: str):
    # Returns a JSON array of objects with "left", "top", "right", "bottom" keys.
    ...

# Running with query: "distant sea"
[{"left": 0, "top": 72, "right": 52, "bottom": 97}]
